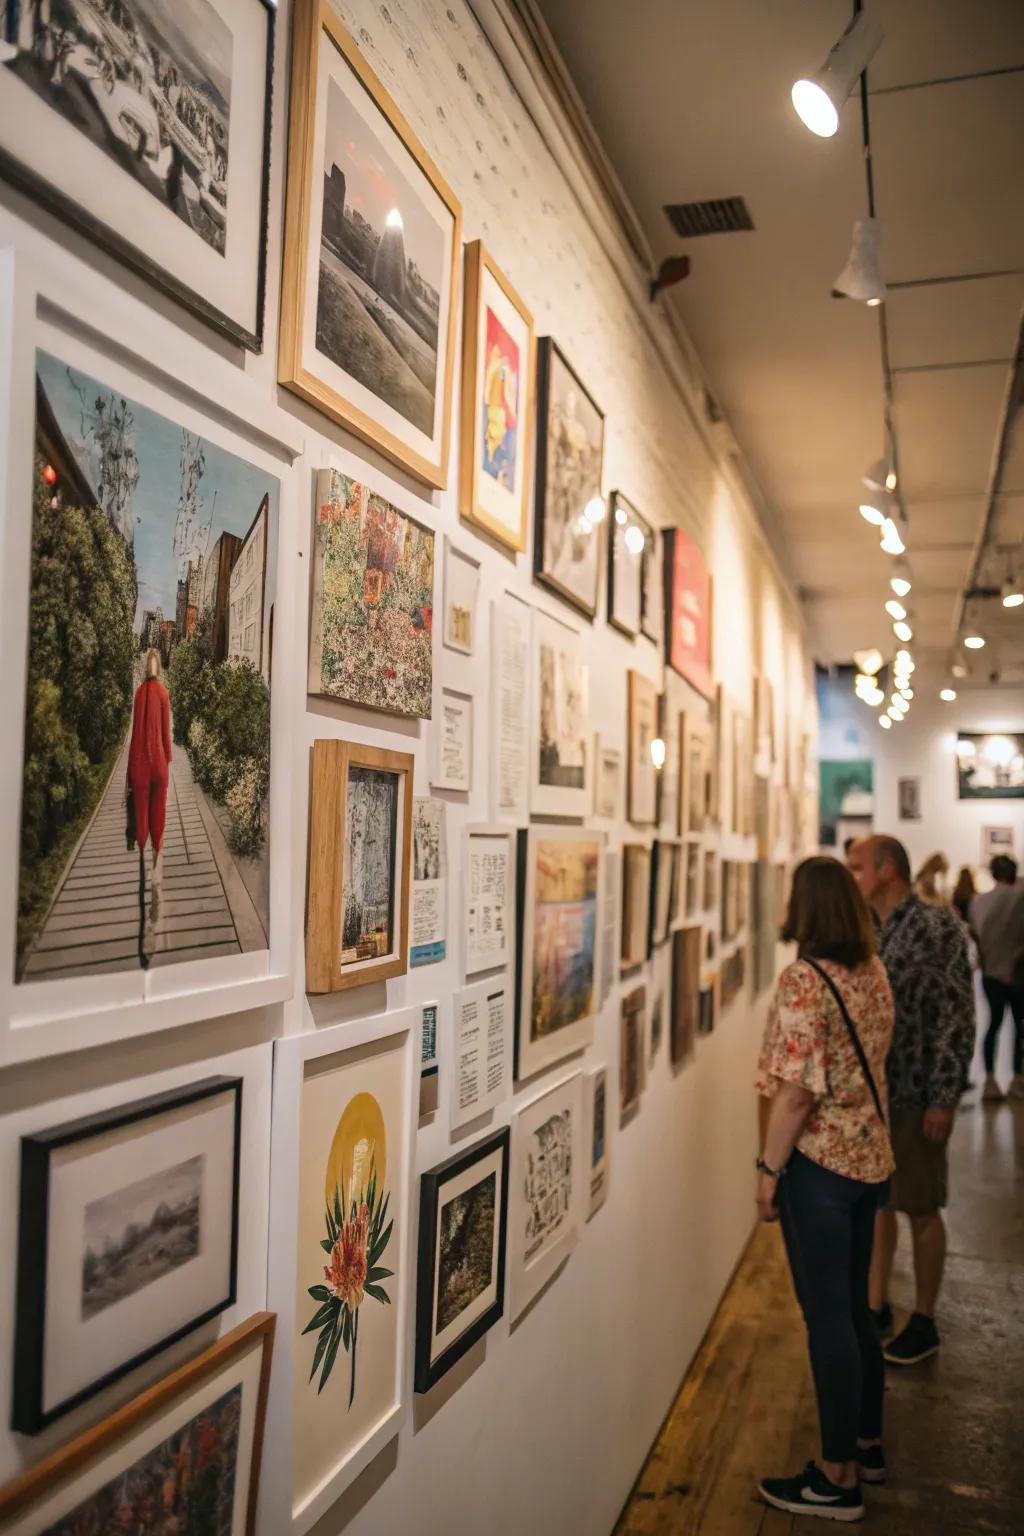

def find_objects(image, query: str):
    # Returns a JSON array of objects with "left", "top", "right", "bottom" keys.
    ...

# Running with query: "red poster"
[{"left": 665, "top": 529, "right": 712, "bottom": 698}]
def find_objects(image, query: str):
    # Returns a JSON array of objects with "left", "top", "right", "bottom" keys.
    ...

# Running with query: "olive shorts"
[{"left": 884, "top": 1106, "right": 949, "bottom": 1217}]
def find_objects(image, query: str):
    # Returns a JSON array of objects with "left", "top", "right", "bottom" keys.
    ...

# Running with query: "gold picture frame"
[
  {"left": 306, "top": 740, "right": 414, "bottom": 994},
  {"left": 627, "top": 669, "right": 659, "bottom": 826},
  {"left": 459, "top": 240, "right": 536, "bottom": 551},
  {"left": 279, "top": 0, "right": 462, "bottom": 488}
]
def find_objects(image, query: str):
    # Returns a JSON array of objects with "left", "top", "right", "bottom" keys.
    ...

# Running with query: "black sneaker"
[
  {"left": 872, "top": 1301, "right": 893, "bottom": 1339},
  {"left": 856, "top": 1444, "right": 886, "bottom": 1484},
  {"left": 759, "top": 1461, "right": 864, "bottom": 1522},
  {"left": 884, "top": 1311, "right": 939, "bottom": 1365}
]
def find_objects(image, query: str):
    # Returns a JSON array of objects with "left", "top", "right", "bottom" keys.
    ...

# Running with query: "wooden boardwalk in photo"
[{"left": 21, "top": 736, "right": 260, "bottom": 981}]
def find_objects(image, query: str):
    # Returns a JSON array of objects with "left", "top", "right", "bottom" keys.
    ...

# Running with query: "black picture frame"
[
  {"left": 640, "top": 520, "right": 662, "bottom": 646},
  {"left": 13, "top": 1075, "right": 242, "bottom": 1435},
  {"left": 0, "top": 1, "right": 275, "bottom": 352},
  {"left": 606, "top": 490, "right": 647, "bottom": 639},
  {"left": 533, "top": 336, "right": 605, "bottom": 621},
  {"left": 414, "top": 1127, "right": 510, "bottom": 1393}
]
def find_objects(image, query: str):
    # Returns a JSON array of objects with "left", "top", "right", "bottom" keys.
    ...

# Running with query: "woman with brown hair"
[
  {"left": 127, "top": 647, "right": 172, "bottom": 924},
  {"left": 755, "top": 856, "right": 895, "bottom": 1522}
]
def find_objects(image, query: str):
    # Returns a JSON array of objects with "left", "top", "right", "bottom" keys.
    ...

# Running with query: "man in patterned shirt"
[{"left": 847, "top": 834, "right": 975, "bottom": 1366}]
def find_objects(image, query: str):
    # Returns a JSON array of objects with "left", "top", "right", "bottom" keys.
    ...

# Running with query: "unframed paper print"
[
  {"left": 534, "top": 340, "right": 605, "bottom": 618},
  {"left": 411, "top": 798, "right": 447, "bottom": 966},
  {"left": 433, "top": 689, "right": 473, "bottom": 793},
  {"left": 419, "top": 1001, "right": 440, "bottom": 1117},
  {"left": 442, "top": 539, "right": 480, "bottom": 654},
  {"left": 490, "top": 594, "right": 531, "bottom": 821},
  {"left": 532, "top": 609, "right": 588, "bottom": 816},
  {"left": 342, "top": 766, "right": 398, "bottom": 968},
  {"left": 509, "top": 1072, "right": 583, "bottom": 1319},
  {"left": 451, "top": 978, "right": 511, "bottom": 1130},
  {"left": 465, "top": 828, "right": 513, "bottom": 976}
]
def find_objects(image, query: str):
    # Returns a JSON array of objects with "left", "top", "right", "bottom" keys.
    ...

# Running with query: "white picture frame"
[
  {"left": 508, "top": 1070, "right": 585, "bottom": 1321},
  {"left": 593, "top": 736, "right": 622, "bottom": 821},
  {"left": 433, "top": 688, "right": 474, "bottom": 794},
  {"left": 530, "top": 607, "right": 589, "bottom": 818},
  {"left": 463, "top": 824, "right": 516, "bottom": 977},
  {"left": 489, "top": 592, "right": 532, "bottom": 823},
  {"left": 264, "top": 1009, "right": 417, "bottom": 1535},
  {"left": 449, "top": 976, "right": 512, "bottom": 1131},
  {"left": 442, "top": 537, "right": 481, "bottom": 655}
]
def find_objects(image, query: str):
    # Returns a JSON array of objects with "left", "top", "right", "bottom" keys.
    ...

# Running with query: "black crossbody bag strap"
[{"left": 804, "top": 958, "right": 886, "bottom": 1125}]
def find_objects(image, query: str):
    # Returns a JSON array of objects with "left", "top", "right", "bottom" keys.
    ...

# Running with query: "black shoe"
[
  {"left": 884, "top": 1311, "right": 939, "bottom": 1365},
  {"left": 872, "top": 1301, "right": 893, "bottom": 1339},
  {"left": 759, "top": 1461, "right": 864, "bottom": 1522},
  {"left": 856, "top": 1444, "right": 886, "bottom": 1484}
]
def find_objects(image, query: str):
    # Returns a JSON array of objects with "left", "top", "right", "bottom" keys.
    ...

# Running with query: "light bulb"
[
  {"left": 951, "top": 662, "right": 967, "bottom": 678},
  {"left": 879, "top": 715, "right": 892, "bottom": 729},
  {"left": 963, "top": 635, "right": 986, "bottom": 650},
  {"left": 893, "top": 621, "right": 913, "bottom": 642},
  {"left": 858, "top": 501, "right": 885, "bottom": 527},
  {"left": 791, "top": 79, "right": 839, "bottom": 137},
  {"left": 879, "top": 518, "right": 905, "bottom": 555},
  {"left": 623, "top": 524, "right": 645, "bottom": 556},
  {"left": 899, "top": 688, "right": 914, "bottom": 701},
  {"left": 939, "top": 688, "right": 957, "bottom": 702},
  {"left": 885, "top": 470, "right": 897, "bottom": 491},
  {"left": 887, "top": 706, "right": 901, "bottom": 720},
  {"left": 890, "top": 576, "right": 912, "bottom": 598},
  {"left": 885, "top": 599, "right": 906, "bottom": 621},
  {"left": 1002, "top": 588, "right": 1024, "bottom": 609},
  {"left": 650, "top": 737, "right": 666, "bottom": 770}
]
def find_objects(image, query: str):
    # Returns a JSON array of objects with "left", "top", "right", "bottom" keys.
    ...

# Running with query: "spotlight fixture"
[
  {"left": 863, "top": 457, "right": 897, "bottom": 495},
  {"left": 890, "top": 574, "right": 912, "bottom": 598},
  {"left": 893, "top": 620, "right": 913, "bottom": 643},
  {"left": 853, "top": 648, "right": 884, "bottom": 677},
  {"left": 858, "top": 498, "right": 886, "bottom": 527},
  {"left": 951, "top": 661, "right": 967, "bottom": 678},
  {"left": 1002, "top": 577, "right": 1023, "bottom": 609},
  {"left": 886, "top": 706, "right": 901, "bottom": 721},
  {"left": 833, "top": 217, "right": 886, "bottom": 305},
  {"left": 884, "top": 599, "right": 906, "bottom": 621},
  {"left": 899, "top": 688, "right": 914, "bottom": 701},
  {"left": 791, "top": 11, "right": 884, "bottom": 138},
  {"left": 963, "top": 634, "right": 986, "bottom": 650},
  {"left": 939, "top": 688, "right": 957, "bottom": 702},
  {"left": 879, "top": 517, "right": 905, "bottom": 555},
  {"left": 879, "top": 715, "right": 892, "bottom": 729}
]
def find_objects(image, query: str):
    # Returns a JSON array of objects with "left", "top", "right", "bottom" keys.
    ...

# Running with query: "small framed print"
[
  {"left": 434, "top": 689, "right": 474, "bottom": 794},
  {"left": 0, "top": 1314, "right": 274, "bottom": 1533},
  {"left": 621, "top": 843, "right": 652, "bottom": 970},
  {"left": 650, "top": 840, "right": 676, "bottom": 950},
  {"left": 459, "top": 241, "right": 535, "bottom": 551},
  {"left": 684, "top": 842, "right": 701, "bottom": 919},
  {"left": 306, "top": 739, "right": 413, "bottom": 993},
  {"left": 679, "top": 712, "right": 708, "bottom": 836},
  {"left": 593, "top": 736, "right": 622, "bottom": 820},
  {"left": 534, "top": 338, "right": 605, "bottom": 620},
  {"left": 464, "top": 825, "right": 516, "bottom": 976},
  {"left": 442, "top": 539, "right": 481, "bottom": 655},
  {"left": 698, "top": 975, "right": 719, "bottom": 1035},
  {"left": 607, "top": 491, "right": 647, "bottom": 637},
  {"left": 508, "top": 1071, "right": 584, "bottom": 1320},
  {"left": 982, "top": 825, "right": 1015, "bottom": 862},
  {"left": 620, "top": 986, "right": 645, "bottom": 1119},
  {"left": 585, "top": 1066, "right": 609, "bottom": 1219},
  {"left": 13, "top": 1078, "right": 241, "bottom": 1435},
  {"left": 627, "top": 670, "right": 659, "bottom": 825},
  {"left": 531, "top": 607, "right": 589, "bottom": 817},
  {"left": 897, "top": 776, "right": 921, "bottom": 821},
  {"left": 414, "top": 1127, "right": 510, "bottom": 1393},
  {"left": 663, "top": 527, "right": 712, "bottom": 696},
  {"left": 671, "top": 925, "right": 701, "bottom": 1067}
]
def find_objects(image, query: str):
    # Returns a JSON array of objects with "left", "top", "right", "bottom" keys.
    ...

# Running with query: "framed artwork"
[
  {"left": 619, "top": 986, "right": 645, "bottom": 1119},
  {"left": 531, "top": 607, "right": 589, "bottom": 817},
  {"left": 685, "top": 842, "right": 701, "bottom": 919},
  {"left": 594, "top": 736, "right": 622, "bottom": 820},
  {"left": 606, "top": 491, "right": 646, "bottom": 636},
  {"left": 732, "top": 713, "right": 753, "bottom": 836},
  {"left": 668, "top": 841, "right": 684, "bottom": 924},
  {"left": 265, "top": 1009, "right": 416, "bottom": 1534},
  {"left": 754, "top": 675, "right": 776, "bottom": 765},
  {"left": 957, "top": 733, "right": 1024, "bottom": 799},
  {"left": 671, "top": 925, "right": 702, "bottom": 1067},
  {"left": 641, "top": 521, "right": 664, "bottom": 647},
  {"left": 649, "top": 988, "right": 664, "bottom": 1064},
  {"left": 515, "top": 828, "right": 603, "bottom": 1080},
  {"left": 721, "top": 947, "right": 746, "bottom": 1009},
  {"left": 650, "top": 840, "right": 676, "bottom": 951},
  {"left": 464, "top": 824, "right": 515, "bottom": 976},
  {"left": 895, "top": 775, "right": 921, "bottom": 820},
  {"left": 419, "top": 1000, "right": 440, "bottom": 1118},
  {"left": 410, "top": 798, "right": 447, "bottom": 968},
  {"left": 279, "top": 0, "right": 461, "bottom": 487},
  {"left": 508, "top": 1071, "right": 584, "bottom": 1320},
  {"left": 490, "top": 592, "right": 531, "bottom": 822},
  {"left": 12, "top": 1078, "right": 240, "bottom": 1435},
  {"left": 819, "top": 758, "right": 874, "bottom": 845},
  {"left": 982, "top": 825, "right": 1015, "bottom": 862},
  {"left": 752, "top": 860, "right": 777, "bottom": 996},
  {"left": 585, "top": 1067, "right": 609, "bottom": 1219},
  {"left": 703, "top": 849, "right": 718, "bottom": 912},
  {"left": 0, "top": 3, "right": 274, "bottom": 351},
  {"left": 442, "top": 538, "right": 481, "bottom": 655},
  {"left": 698, "top": 976, "right": 719, "bottom": 1035},
  {"left": 306, "top": 739, "right": 413, "bottom": 994},
  {"left": 711, "top": 685, "right": 728, "bottom": 826},
  {"left": 627, "top": 669, "right": 659, "bottom": 825},
  {"left": 433, "top": 688, "right": 474, "bottom": 793},
  {"left": 414, "top": 1128, "right": 510, "bottom": 1393},
  {"left": 663, "top": 527, "right": 712, "bottom": 697},
  {"left": 679, "top": 712, "right": 707, "bottom": 836},
  {"left": 533, "top": 338, "right": 605, "bottom": 619},
  {"left": 0, "top": 1312, "right": 274, "bottom": 1533},
  {"left": 451, "top": 978, "right": 512, "bottom": 1128},
  {"left": 459, "top": 240, "right": 535, "bottom": 550},
  {"left": 309, "top": 468, "right": 434, "bottom": 719},
  {"left": 621, "top": 843, "right": 652, "bottom": 970}
]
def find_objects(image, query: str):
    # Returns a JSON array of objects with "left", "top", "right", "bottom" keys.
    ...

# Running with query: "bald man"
[{"left": 847, "top": 835, "right": 974, "bottom": 1366}]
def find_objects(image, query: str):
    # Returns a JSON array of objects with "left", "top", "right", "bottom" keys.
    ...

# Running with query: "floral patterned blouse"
[{"left": 756, "top": 956, "right": 895, "bottom": 1183}]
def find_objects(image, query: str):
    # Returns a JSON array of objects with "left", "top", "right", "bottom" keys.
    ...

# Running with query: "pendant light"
[
  {"left": 791, "top": 11, "right": 884, "bottom": 138},
  {"left": 833, "top": 217, "right": 886, "bottom": 305}
]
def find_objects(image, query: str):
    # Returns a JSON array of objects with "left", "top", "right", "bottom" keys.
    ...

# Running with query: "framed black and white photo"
[
  {"left": 531, "top": 607, "right": 589, "bottom": 817},
  {"left": 534, "top": 338, "right": 605, "bottom": 619},
  {"left": 897, "top": 776, "right": 921, "bottom": 820},
  {"left": 606, "top": 491, "right": 646, "bottom": 637},
  {"left": 1, "top": 0, "right": 274, "bottom": 350},
  {"left": 414, "top": 1128, "right": 510, "bottom": 1393},
  {"left": 13, "top": 1076, "right": 242, "bottom": 1434}
]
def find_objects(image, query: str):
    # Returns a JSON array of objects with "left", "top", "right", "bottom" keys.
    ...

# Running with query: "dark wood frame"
[
  {"left": 648, "top": 839, "right": 676, "bottom": 953},
  {"left": 620, "top": 842, "right": 652, "bottom": 971},
  {"left": 533, "top": 336, "right": 605, "bottom": 620},
  {"left": 640, "top": 518, "right": 663, "bottom": 646},
  {"left": 0, "top": 1312, "right": 274, "bottom": 1530},
  {"left": 12, "top": 1075, "right": 243, "bottom": 1435},
  {"left": 606, "top": 490, "right": 648, "bottom": 638},
  {"left": 414, "top": 1128, "right": 510, "bottom": 1393},
  {"left": 670, "top": 924, "right": 702, "bottom": 1067},
  {"left": 0, "top": 2, "right": 275, "bottom": 352}
]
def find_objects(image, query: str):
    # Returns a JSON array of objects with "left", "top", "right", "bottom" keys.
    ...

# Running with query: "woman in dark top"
[{"left": 127, "top": 648, "right": 172, "bottom": 920}]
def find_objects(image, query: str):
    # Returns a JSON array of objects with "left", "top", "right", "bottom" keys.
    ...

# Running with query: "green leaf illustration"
[
  {"left": 367, "top": 1266, "right": 394, "bottom": 1284},
  {"left": 364, "top": 1282, "right": 391, "bottom": 1305},
  {"left": 307, "top": 1284, "right": 331, "bottom": 1303},
  {"left": 302, "top": 1299, "right": 337, "bottom": 1335},
  {"left": 318, "top": 1323, "right": 343, "bottom": 1394},
  {"left": 308, "top": 1323, "right": 333, "bottom": 1381}
]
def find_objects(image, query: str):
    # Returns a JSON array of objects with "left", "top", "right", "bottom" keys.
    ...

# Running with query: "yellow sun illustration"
[{"left": 325, "top": 1092, "right": 387, "bottom": 1213}]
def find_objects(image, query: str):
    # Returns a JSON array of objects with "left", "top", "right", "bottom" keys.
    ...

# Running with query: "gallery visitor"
[
  {"left": 951, "top": 865, "right": 976, "bottom": 925},
  {"left": 127, "top": 648, "right": 173, "bottom": 924},
  {"left": 847, "top": 835, "right": 974, "bottom": 1368},
  {"left": 755, "top": 856, "right": 894, "bottom": 1521},
  {"left": 970, "top": 854, "right": 1024, "bottom": 1102},
  {"left": 913, "top": 850, "right": 949, "bottom": 905}
]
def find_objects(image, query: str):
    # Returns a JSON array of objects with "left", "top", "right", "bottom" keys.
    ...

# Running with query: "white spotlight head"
[
  {"left": 791, "top": 11, "right": 883, "bottom": 138},
  {"left": 1002, "top": 578, "right": 1023, "bottom": 609},
  {"left": 899, "top": 688, "right": 914, "bottom": 701},
  {"left": 879, "top": 715, "right": 892, "bottom": 729},
  {"left": 833, "top": 217, "right": 887, "bottom": 305},
  {"left": 858, "top": 499, "right": 886, "bottom": 527},
  {"left": 893, "top": 620, "right": 913, "bottom": 642},
  {"left": 879, "top": 518, "right": 905, "bottom": 555},
  {"left": 885, "top": 599, "right": 906, "bottom": 621},
  {"left": 862, "top": 457, "right": 896, "bottom": 496},
  {"left": 853, "top": 647, "right": 885, "bottom": 677},
  {"left": 890, "top": 575, "right": 912, "bottom": 598},
  {"left": 887, "top": 706, "right": 901, "bottom": 721},
  {"left": 939, "top": 688, "right": 957, "bottom": 702},
  {"left": 885, "top": 470, "right": 897, "bottom": 491},
  {"left": 951, "top": 661, "right": 968, "bottom": 678},
  {"left": 963, "top": 634, "right": 986, "bottom": 650}
]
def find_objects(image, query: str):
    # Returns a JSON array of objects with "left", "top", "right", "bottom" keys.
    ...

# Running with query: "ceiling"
[{"left": 533, "top": 0, "right": 1024, "bottom": 687}]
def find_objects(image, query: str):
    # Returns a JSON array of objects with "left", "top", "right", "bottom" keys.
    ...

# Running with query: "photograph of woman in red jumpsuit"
[{"left": 128, "top": 649, "right": 173, "bottom": 934}]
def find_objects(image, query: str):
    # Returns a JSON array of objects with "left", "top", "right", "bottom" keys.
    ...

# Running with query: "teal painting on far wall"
[{"left": 819, "top": 759, "right": 874, "bottom": 847}]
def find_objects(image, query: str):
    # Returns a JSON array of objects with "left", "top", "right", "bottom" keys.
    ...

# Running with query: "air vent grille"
[{"left": 664, "top": 197, "right": 754, "bottom": 237}]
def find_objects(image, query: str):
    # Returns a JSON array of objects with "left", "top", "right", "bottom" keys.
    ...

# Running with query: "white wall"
[{"left": 0, "top": 2, "right": 816, "bottom": 1533}]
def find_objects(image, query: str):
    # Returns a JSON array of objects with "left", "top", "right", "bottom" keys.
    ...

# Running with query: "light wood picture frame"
[
  {"left": 279, "top": 0, "right": 462, "bottom": 487},
  {"left": 306, "top": 739, "right": 414, "bottom": 993},
  {"left": 627, "top": 669, "right": 659, "bottom": 825},
  {"left": 459, "top": 240, "right": 536, "bottom": 550},
  {"left": 621, "top": 843, "right": 652, "bottom": 970}
]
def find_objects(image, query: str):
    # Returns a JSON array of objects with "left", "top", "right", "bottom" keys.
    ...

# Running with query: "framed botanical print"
[
  {"left": 663, "top": 527, "right": 712, "bottom": 697},
  {"left": 464, "top": 824, "right": 515, "bottom": 976},
  {"left": 13, "top": 1077, "right": 241, "bottom": 1434},
  {"left": 620, "top": 986, "right": 645, "bottom": 1118},
  {"left": 508, "top": 1071, "right": 584, "bottom": 1320},
  {"left": 265, "top": 1009, "right": 416, "bottom": 1534},
  {"left": 515, "top": 828, "right": 603, "bottom": 1080},
  {"left": 533, "top": 338, "right": 605, "bottom": 619},
  {"left": 0, "top": 2, "right": 274, "bottom": 350},
  {"left": 309, "top": 469, "right": 435, "bottom": 719},
  {"left": 414, "top": 1128, "right": 510, "bottom": 1393},
  {"left": 621, "top": 843, "right": 652, "bottom": 970},
  {"left": 279, "top": 0, "right": 462, "bottom": 488},
  {"left": 0, "top": 1313, "right": 274, "bottom": 1533},
  {"left": 306, "top": 739, "right": 413, "bottom": 993},
  {"left": 671, "top": 925, "right": 702, "bottom": 1067},
  {"left": 606, "top": 491, "right": 647, "bottom": 637},
  {"left": 627, "top": 669, "right": 659, "bottom": 825},
  {"left": 531, "top": 607, "right": 589, "bottom": 817},
  {"left": 442, "top": 538, "right": 481, "bottom": 655},
  {"left": 460, "top": 240, "right": 535, "bottom": 550},
  {"left": 585, "top": 1066, "right": 609, "bottom": 1219}
]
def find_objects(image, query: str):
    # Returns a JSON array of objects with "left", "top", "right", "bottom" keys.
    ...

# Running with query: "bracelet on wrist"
[{"left": 756, "top": 1156, "right": 785, "bottom": 1179}]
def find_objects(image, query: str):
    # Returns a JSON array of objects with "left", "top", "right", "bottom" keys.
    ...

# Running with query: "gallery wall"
[{"left": 0, "top": 2, "right": 816, "bottom": 1534}]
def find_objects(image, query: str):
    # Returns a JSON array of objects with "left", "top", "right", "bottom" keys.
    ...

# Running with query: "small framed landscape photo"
[{"left": 414, "top": 1127, "right": 510, "bottom": 1393}]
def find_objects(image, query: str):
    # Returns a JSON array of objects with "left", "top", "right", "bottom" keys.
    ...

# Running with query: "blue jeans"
[{"left": 778, "top": 1150, "right": 888, "bottom": 1463}]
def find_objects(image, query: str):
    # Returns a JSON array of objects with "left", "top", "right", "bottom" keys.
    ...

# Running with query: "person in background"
[
  {"left": 970, "top": 854, "right": 1024, "bottom": 1103},
  {"left": 951, "top": 866, "right": 976, "bottom": 925},
  {"left": 914, "top": 850, "right": 950, "bottom": 906},
  {"left": 843, "top": 836, "right": 857, "bottom": 860},
  {"left": 755, "top": 857, "right": 894, "bottom": 1521},
  {"left": 127, "top": 648, "right": 172, "bottom": 925},
  {"left": 847, "top": 836, "right": 974, "bottom": 1367}
]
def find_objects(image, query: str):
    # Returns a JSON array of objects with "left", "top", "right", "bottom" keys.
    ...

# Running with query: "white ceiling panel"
[
  {"left": 887, "top": 276, "right": 1024, "bottom": 370},
  {"left": 895, "top": 364, "right": 1011, "bottom": 499},
  {"left": 904, "top": 497, "right": 984, "bottom": 543},
  {"left": 863, "top": 0, "right": 1024, "bottom": 92}
]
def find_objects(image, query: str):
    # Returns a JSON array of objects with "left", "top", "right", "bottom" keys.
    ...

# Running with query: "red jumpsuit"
[{"left": 127, "top": 678, "right": 172, "bottom": 853}]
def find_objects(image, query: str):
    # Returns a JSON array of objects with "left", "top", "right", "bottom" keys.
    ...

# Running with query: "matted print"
[
  {"left": 679, "top": 712, "right": 707, "bottom": 836},
  {"left": 442, "top": 538, "right": 480, "bottom": 655},
  {"left": 607, "top": 491, "right": 646, "bottom": 637},
  {"left": 508, "top": 1071, "right": 584, "bottom": 1320},
  {"left": 280, "top": 0, "right": 461, "bottom": 487},
  {"left": 627, "top": 669, "right": 658, "bottom": 825},
  {"left": 533, "top": 338, "right": 605, "bottom": 619},
  {"left": 464, "top": 824, "right": 515, "bottom": 976},
  {"left": 619, "top": 986, "right": 645, "bottom": 1118},
  {"left": 663, "top": 527, "right": 712, "bottom": 697},
  {"left": 621, "top": 843, "right": 652, "bottom": 970},
  {"left": 308, "top": 468, "right": 434, "bottom": 719},
  {"left": 981, "top": 825, "right": 1015, "bottom": 862},
  {"left": 593, "top": 737, "right": 622, "bottom": 821},
  {"left": 0, "top": 1, "right": 274, "bottom": 348},
  {"left": 897, "top": 775, "right": 921, "bottom": 821},
  {"left": 670, "top": 925, "right": 701, "bottom": 1068},
  {"left": 531, "top": 607, "right": 589, "bottom": 817},
  {"left": 957, "top": 733, "right": 1024, "bottom": 799},
  {"left": 586, "top": 1066, "right": 609, "bottom": 1219}
]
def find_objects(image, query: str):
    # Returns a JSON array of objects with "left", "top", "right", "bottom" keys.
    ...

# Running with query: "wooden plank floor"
[{"left": 613, "top": 1096, "right": 1024, "bottom": 1535}]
